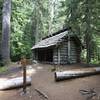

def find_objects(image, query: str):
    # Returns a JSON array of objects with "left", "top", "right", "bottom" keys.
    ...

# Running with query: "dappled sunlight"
[
  {"left": 26, "top": 68, "right": 37, "bottom": 75},
  {"left": 36, "top": 66, "right": 43, "bottom": 70},
  {"left": 20, "top": 65, "right": 38, "bottom": 76}
]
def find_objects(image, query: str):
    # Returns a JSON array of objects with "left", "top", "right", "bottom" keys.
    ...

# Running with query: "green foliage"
[
  {"left": 91, "top": 59, "right": 100, "bottom": 64},
  {"left": 81, "top": 49, "right": 87, "bottom": 62},
  {"left": 32, "top": 0, "right": 50, "bottom": 42},
  {"left": 11, "top": 0, "right": 35, "bottom": 61},
  {"left": 0, "top": 0, "right": 99, "bottom": 64},
  {"left": 48, "top": 0, "right": 67, "bottom": 33},
  {"left": 0, "top": 66, "right": 8, "bottom": 73},
  {"left": 63, "top": 0, "right": 100, "bottom": 64},
  {"left": 55, "top": 0, "right": 100, "bottom": 64}
]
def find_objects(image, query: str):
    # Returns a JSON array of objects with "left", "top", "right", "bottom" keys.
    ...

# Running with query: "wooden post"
[
  {"left": 68, "top": 34, "right": 71, "bottom": 63},
  {"left": 23, "top": 64, "right": 26, "bottom": 93},
  {"left": 21, "top": 57, "right": 27, "bottom": 94},
  {"left": 58, "top": 48, "right": 60, "bottom": 65}
]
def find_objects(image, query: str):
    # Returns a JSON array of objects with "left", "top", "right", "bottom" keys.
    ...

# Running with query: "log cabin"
[{"left": 31, "top": 28, "right": 83, "bottom": 64}]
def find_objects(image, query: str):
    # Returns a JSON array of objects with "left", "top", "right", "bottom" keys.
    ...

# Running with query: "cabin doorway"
[{"left": 37, "top": 48, "right": 53, "bottom": 62}]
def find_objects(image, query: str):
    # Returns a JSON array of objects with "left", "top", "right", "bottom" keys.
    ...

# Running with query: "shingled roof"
[
  {"left": 32, "top": 28, "right": 82, "bottom": 50},
  {"left": 32, "top": 31, "right": 68, "bottom": 49}
]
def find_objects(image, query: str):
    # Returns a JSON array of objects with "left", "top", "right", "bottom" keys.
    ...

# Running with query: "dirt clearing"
[{"left": 0, "top": 64, "right": 100, "bottom": 100}]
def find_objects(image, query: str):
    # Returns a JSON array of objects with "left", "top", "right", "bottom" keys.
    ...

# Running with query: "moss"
[{"left": 0, "top": 66, "right": 8, "bottom": 73}]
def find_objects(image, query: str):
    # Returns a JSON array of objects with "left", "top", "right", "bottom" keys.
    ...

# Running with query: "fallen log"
[
  {"left": 0, "top": 76, "right": 31, "bottom": 90},
  {"left": 55, "top": 67, "right": 100, "bottom": 81}
]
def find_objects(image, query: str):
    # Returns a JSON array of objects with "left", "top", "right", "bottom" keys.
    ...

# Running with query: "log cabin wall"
[
  {"left": 53, "top": 47, "right": 58, "bottom": 64},
  {"left": 53, "top": 38, "right": 80, "bottom": 64},
  {"left": 53, "top": 39, "right": 68, "bottom": 64},
  {"left": 70, "top": 40, "right": 77, "bottom": 63},
  {"left": 76, "top": 44, "right": 81, "bottom": 62},
  {"left": 58, "top": 40, "right": 68, "bottom": 64}
]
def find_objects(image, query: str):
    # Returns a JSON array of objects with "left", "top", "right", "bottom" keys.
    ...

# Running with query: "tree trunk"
[
  {"left": 0, "top": 76, "right": 31, "bottom": 90},
  {"left": 84, "top": 0, "right": 92, "bottom": 64},
  {"left": 55, "top": 67, "right": 100, "bottom": 81},
  {"left": 0, "top": 1, "right": 3, "bottom": 57},
  {"left": 1, "top": 0, "right": 11, "bottom": 64}
]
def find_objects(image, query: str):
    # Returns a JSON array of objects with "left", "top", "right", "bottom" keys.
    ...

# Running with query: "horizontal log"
[
  {"left": 60, "top": 55, "right": 68, "bottom": 57},
  {"left": 55, "top": 67, "right": 100, "bottom": 81},
  {"left": 60, "top": 52, "right": 68, "bottom": 55},
  {"left": 70, "top": 60, "right": 77, "bottom": 62},
  {"left": 70, "top": 50, "right": 76, "bottom": 52},
  {"left": 60, "top": 50, "right": 68, "bottom": 53},
  {"left": 53, "top": 56, "right": 58, "bottom": 58},
  {"left": 0, "top": 76, "right": 31, "bottom": 90}
]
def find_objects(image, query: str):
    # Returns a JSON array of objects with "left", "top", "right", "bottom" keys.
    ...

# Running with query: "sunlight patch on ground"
[
  {"left": 26, "top": 65, "right": 37, "bottom": 75},
  {"left": 27, "top": 68, "right": 37, "bottom": 75},
  {"left": 36, "top": 66, "right": 43, "bottom": 70}
]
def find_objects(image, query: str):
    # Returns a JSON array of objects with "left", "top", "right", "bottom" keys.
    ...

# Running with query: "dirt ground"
[{"left": 0, "top": 63, "right": 100, "bottom": 100}]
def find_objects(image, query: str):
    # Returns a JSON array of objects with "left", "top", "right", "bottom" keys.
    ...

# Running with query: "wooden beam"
[
  {"left": 58, "top": 48, "right": 60, "bottom": 65},
  {"left": 68, "top": 34, "right": 71, "bottom": 63}
]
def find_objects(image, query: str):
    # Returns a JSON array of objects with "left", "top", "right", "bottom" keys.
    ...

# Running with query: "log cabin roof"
[{"left": 32, "top": 28, "right": 82, "bottom": 50}]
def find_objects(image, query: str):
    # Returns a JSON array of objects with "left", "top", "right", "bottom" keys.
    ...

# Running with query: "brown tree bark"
[{"left": 1, "top": 0, "right": 11, "bottom": 64}]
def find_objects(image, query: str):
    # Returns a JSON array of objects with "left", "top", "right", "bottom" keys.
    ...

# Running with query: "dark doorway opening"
[{"left": 37, "top": 48, "right": 53, "bottom": 62}]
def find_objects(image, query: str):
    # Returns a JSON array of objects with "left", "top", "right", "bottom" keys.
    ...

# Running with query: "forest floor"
[{"left": 0, "top": 63, "right": 100, "bottom": 100}]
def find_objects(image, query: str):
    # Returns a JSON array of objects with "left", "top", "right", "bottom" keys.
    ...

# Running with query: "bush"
[{"left": 90, "top": 59, "right": 100, "bottom": 64}]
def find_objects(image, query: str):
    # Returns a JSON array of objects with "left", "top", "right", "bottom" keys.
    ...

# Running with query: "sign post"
[{"left": 21, "top": 57, "right": 27, "bottom": 94}]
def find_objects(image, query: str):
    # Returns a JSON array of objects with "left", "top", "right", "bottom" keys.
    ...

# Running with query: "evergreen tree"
[{"left": 1, "top": 0, "right": 11, "bottom": 64}]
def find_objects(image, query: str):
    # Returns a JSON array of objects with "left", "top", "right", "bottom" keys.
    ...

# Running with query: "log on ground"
[
  {"left": 55, "top": 67, "right": 100, "bottom": 81},
  {"left": 0, "top": 76, "right": 31, "bottom": 90}
]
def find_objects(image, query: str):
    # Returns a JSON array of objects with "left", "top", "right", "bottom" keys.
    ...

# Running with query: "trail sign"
[{"left": 21, "top": 57, "right": 27, "bottom": 94}]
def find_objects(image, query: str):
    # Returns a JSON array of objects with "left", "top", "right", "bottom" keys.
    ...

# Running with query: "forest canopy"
[{"left": 0, "top": 0, "right": 100, "bottom": 64}]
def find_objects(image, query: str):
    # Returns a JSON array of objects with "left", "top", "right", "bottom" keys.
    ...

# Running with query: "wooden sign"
[
  {"left": 21, "top": 58, "right": 32, "bottom": 66},
  {"left": 21, "top": 58, "right": 27, "bottom": 66}
]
